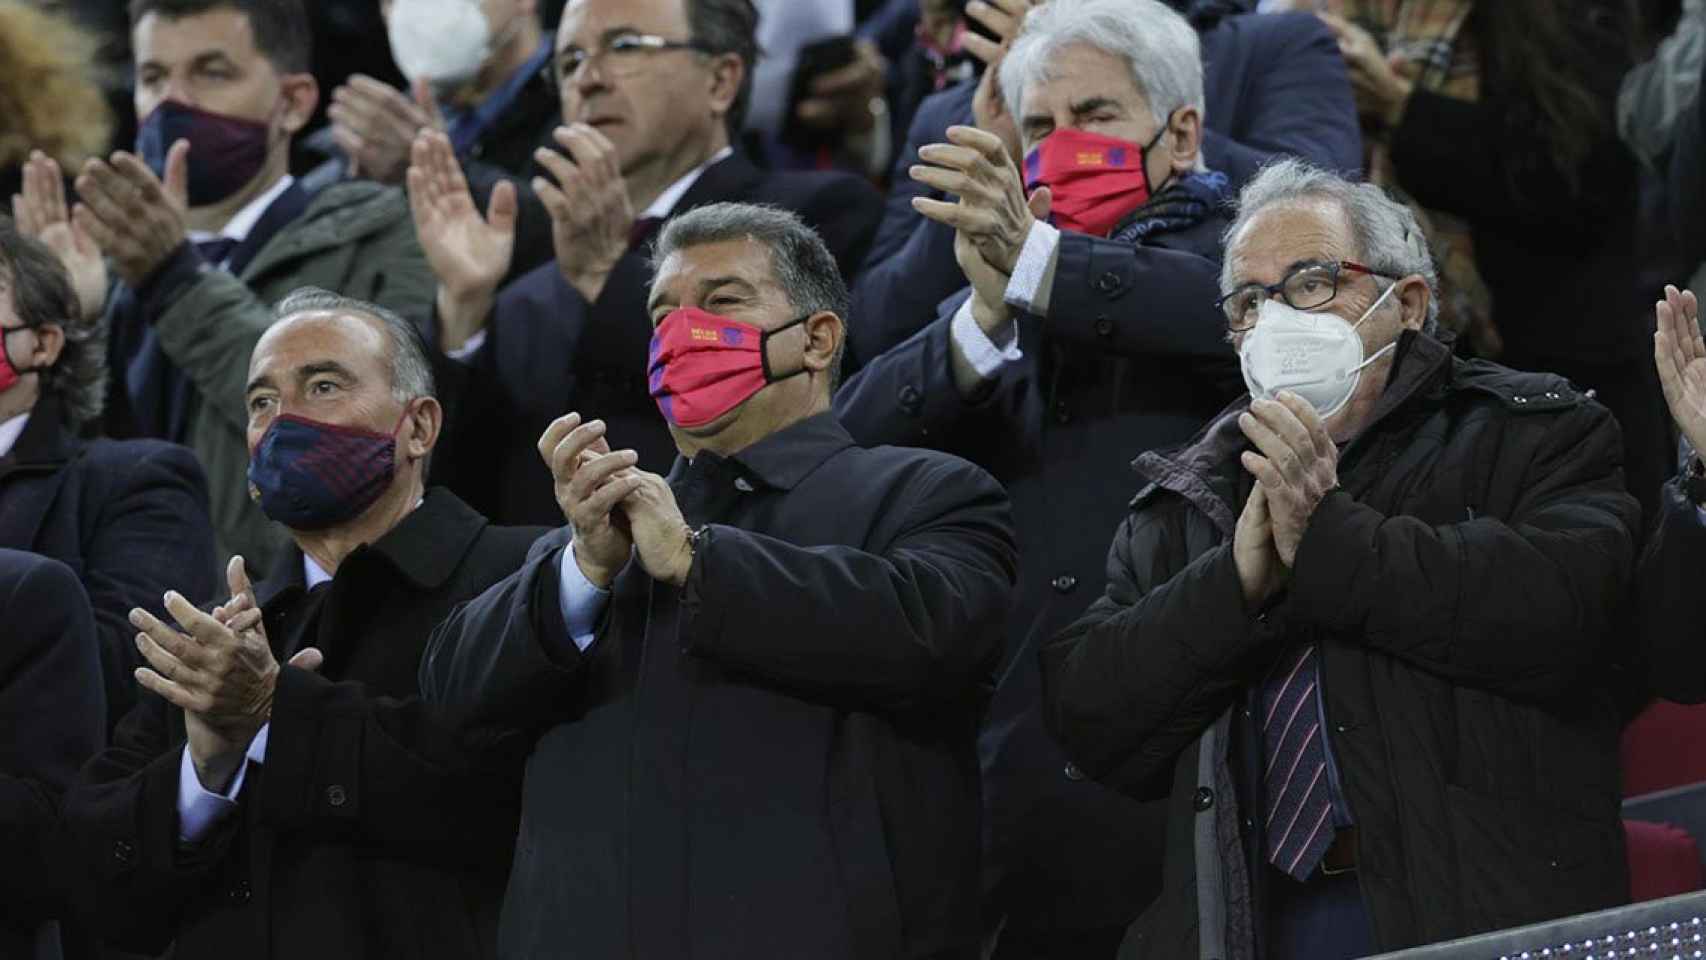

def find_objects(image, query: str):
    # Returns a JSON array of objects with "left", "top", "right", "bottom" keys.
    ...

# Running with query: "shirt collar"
[
  {"left": 711, "top": 412, "right": 857, "bottom": 491},
  {"left": 303, "top": 552, "right": 332, "bottom": 589},
  {"left": 0, "top": 411, "right": 28, "bottom": 460},
  {"left": 445, "top": 39, "right": 552, "bottom": 142},
  {"left": 641, "top": 146, "right": 734, "bottom": 220},
  {"left": 288, "top": 495, "right": 471, "bottom": 598},
  {"left": 188, "top": 175, "right": 296, "bottom": 245}
]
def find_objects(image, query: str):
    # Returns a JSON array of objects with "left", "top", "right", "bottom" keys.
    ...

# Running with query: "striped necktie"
[{"left": 1261, "top": 644, "right": 1335, "bottom": 881}]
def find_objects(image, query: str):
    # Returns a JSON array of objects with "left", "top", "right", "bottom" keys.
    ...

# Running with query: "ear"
[
  {"left": 26, "top": 324, "right": 66, "bottom": 370},
  {"left": 1396, "top": 275, "right": 1430, "bottom": 332},
  {"left": 276, "top": 72, "right": 321, "bottom": 137},
  {"left": 801, "top": 311, "right": 843, "bottom": 378},
  {"left": 1164, "top": 106, "right": 1203, "bottom": 176},
  {"left": 706, "top": 52, "right": 745, "bottom": 126},
  {"left": 401, "top": 396, "right": 444, "bottom": 462}
]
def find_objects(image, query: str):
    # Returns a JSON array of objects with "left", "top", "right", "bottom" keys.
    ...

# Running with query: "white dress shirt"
[
  {"left": 0, "top": 411, "right": 29, "bottom": 460},
  {"left": 187, "top": 175, "right": 296, "bottom": 264}
]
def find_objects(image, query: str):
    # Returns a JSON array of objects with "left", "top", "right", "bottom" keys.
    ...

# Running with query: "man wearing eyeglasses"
[
  {"left": 1040, "top": 158, "right": 1638, "bottom": 959},
  {"left": 412, "top": 0, "right": 884, "bottom": 528},
  {"left": 833, "top": 2, "right": 1246, "bottom": 953}
]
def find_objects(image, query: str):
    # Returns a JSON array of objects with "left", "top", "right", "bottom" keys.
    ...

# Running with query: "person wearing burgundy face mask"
[
  {"left": 11, "top": 0, "right": 437, "bottom": 580},
  {"left": 63, "top": 288, "right": 545, "bottom": 960},
  {"left": 833, "top": 1, "right": 1245, "bottom": 954},
  {"left": 420, "top": 202, "right": 1016, "bottom": 958}
]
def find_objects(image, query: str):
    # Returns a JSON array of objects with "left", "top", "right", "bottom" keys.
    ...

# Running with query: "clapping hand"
[
  {"left": 539, "top": 413, "right": 642, "bottom": 588},
  {"left": 1318, "top": 13, "right": 1414, "bottom": 127},
  {"left": 962, "top": 0, "right": 1038, "bottom": 162},
  {"left": 12, "top": 151, "right": 107, "bottom": 319},
  {"left": 330, "top": 76, "right": 442, "bottom": 184},
  {"left": 911, "top": 125, "right": 1051, "bottom": 276},
  {"left": 1238, "top": 393, "right": 1340, "bottom": 566},
  {"left": 73, "top": 144, "right": 190, "bottom": 287},
  {"left": 1656, "top": 285, "right": 1706, "bottom": 459},
  {"left": 406, "top": 130, "right": 517, "bottom": 351},
  {"left": 532, "top": 124, "right": 634, "bottom": 304}
]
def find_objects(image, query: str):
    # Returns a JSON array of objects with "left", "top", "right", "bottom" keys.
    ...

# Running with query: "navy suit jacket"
[
  {"left": 434, "top": 150, "right": 883, "bottom": 527},
  {"left": 846, "top": 11, "right": 1361, "bottom": 368},
  {"left": 0, "top": 394, "right": 218, "bottom": 728},
  {"left": 0, "top": 549, "right": 102, "bottom": 960}
]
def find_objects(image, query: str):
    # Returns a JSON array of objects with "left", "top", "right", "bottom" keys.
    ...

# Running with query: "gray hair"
[
  {"left": 0, "top": 214, "right": 106, "bottom": 427},
  {"left": 1000, "top": 0, "right": 1204, "bottom": 130},
  {"left": 272, "top": 288, "right": 436, "bottom": 402},
  {"left": 1222, "top": 159, "right": 1441, "bottom": 334},
  {"left": 686, "top": 0, "right": 760, "bottom": 137},
  {"left": 652, "top": 202, "right": 850, "bottom": 320}
]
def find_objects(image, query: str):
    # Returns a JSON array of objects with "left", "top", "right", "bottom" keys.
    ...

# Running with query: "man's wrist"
[
  {"left": 572, "top": 539, "right": 620, "bottom": 589},
  {"left": 970, "top": 292, "right": 1016, "bottom": 344},
  {"left": 191, "top": 749, "right": 245, "bottom": 795},
  {"left": 437, "top": 285, "right": 495, "bottom": 351}
]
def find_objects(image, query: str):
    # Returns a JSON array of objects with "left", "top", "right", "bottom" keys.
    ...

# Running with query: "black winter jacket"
[{"left": 1042, "top": 332, "right": 1639, "bottom": 958}]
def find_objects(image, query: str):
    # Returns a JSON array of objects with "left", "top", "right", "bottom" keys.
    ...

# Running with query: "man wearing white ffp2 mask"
[
  {"left": 1237, "top": 268, "right": 1400, "bottom": 420},
  {"left": 388, "top": 0, "right": 525, "bottom": 100},
  {"left": 1044, "top": 160, "right": 1638, "bottom": 960}
]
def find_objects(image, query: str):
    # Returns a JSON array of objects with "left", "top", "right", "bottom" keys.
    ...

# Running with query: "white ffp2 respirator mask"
[
  {"left": 387, "top": 0, "right": 496, "bottom": 98},
  {"left": 1238, "top": 280, "right": 1400, "bottom": 419}
]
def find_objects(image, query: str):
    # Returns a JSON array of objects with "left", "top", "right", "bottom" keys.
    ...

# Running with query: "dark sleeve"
[
  {"left": 846, "top": 90, "right": 975, "bottom": 368},
  {"left": 1635, "top": 477, "right": 1706, "bottom": 702},
  {"left": 0, "top": 555, "right": 103, "bottom": 924},
  {"left": 1287, "top": 402, "right": 1640, "bottom": 702},
  {"left": 678, "top": 458, "right": 1017, "bottom": 714},
  {"left": 82, "top": 444, "right": 219, "bottom": 726},
  {"left": 796, "top": 174, "right": 885, "bottom": 284},
  {"left": 1201, "top": 13, "right": 1364, "bottom": 184},
  {"left": 1386, "top": 9, "right": 1635, "bottom": 239},
  {"left": 1044, "top": 232, "right": 1240, "bottom": 391},
  {"left": 61, "top": 693, "right": 231, "bottom": 953},
  {"left": 251, "top": 666, "right": 525, "bottom": 870},
  {"left": 832, "top": 292, "right": 1042, "bottom": 471},
  {"left": 1667, "top": 57, "right": 1706, "bottom": 258},
  {"left": 1040, "top": 501, "right": 1288, "bottom": 801},
  {"left": 419, "top": 528, "right": 594, "bottom": 738}
]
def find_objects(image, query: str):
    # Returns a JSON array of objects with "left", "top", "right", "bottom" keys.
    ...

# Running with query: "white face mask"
[
  {"left": 1237, "top": 279, "right": 1400, "bottom": 419},
  {"left": 387, "top": 0, "right": 498, "bottom": 98}
]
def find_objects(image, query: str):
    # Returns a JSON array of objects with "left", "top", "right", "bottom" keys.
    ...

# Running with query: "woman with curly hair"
[{"left": 0, "top": 0, "right": 113, "bottom": 200}]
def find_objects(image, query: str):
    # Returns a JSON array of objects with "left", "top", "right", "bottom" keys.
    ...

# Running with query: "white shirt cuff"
[
  {"left": 950, "top": 297, "right": 1022, "bottom": 380},
  {"left": 1003, "top": 221, "right": 1060, "bottom": 315},
  {"left": 445, "top": 329, "right": 487, "bottom": 362},
  {"left": 559, "top": 544, "right": 614, "bottom": 653},
  {"left": 175, "top": 723, "right": 269, "bottom": 843}
]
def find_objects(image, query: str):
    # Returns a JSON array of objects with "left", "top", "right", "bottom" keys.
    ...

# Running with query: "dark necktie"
[
  {"left": 1261, "top": 644, "right": 1335, "bottom": 880},
  {"left": 195, "top": 237, "right": 240, "bottom": 268}
]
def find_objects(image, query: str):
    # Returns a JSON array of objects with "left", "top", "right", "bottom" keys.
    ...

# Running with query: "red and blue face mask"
[
  {"left": 246, "top": 413, "right": 405, "bottom": 530},
  {"left": 647, "top": 307, "right": 809, "bottom": 429},
  {"left": 1022, "top": 124, "right": 1168, "bottom": 238}
]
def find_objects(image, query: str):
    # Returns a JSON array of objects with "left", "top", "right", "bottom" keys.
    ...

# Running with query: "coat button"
[
  {"left": 229, "top": 880, "right": 252, "bottom": 905},
  {"left": 1094, "top": 316, "right": 1113, "bottom": 337},
  {"left": 1051, "top": 575, "right": 1077, "bottom": 593},
  {"left": 1194, "top": 787, "right": 1215, "bottom": 811},
  {"left": 326, "top": 784, "right": 347, "bottom": 807},
  {"left": 898, "top": 384, "right": 921, "bottom": 408},
  {"left": 1095, "top": 270, "right": 1122, "bottom": 293},
  {"left": 734, "top": 477, "right": 754, "bottom": 492},
  {"left": 112, "top": 839, "right": 135, "bottom": 866},
  {"left": 1064, "top": 763, "right": 1085, "bottom": 781}
]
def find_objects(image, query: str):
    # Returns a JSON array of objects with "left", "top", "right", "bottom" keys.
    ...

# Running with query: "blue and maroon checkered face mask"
[
  {"left": 136, "top": 100, "right": 271, "bottom": 208},
  {"left": 246, "top": 413, "right": 405, "bottom": 531}
]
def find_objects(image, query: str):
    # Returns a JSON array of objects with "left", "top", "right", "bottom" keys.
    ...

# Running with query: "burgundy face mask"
[{"left": 135, "top": 99, "right": 271, "bottom": 207}]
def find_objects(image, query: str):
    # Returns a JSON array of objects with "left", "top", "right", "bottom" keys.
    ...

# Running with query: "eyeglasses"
[
  {"left": 548, "top": 32, "right": 710, "bottom": 91},
  {"left": 1215, "top": 260, "right": 1397, "bottom": 331}
]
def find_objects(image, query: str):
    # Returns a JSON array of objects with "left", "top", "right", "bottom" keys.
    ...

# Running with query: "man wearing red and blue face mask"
[
  {"left": 833, "top": 1, "right": 1249, "bottom": 954},
  {"left": 421, "top": 202, "right": 1017, "bottom": 958},
  {"left": 11, "top": 0, "right": 437, "bottom": 579},
  {"left": 64, "top": 287, "right": 546, "bottom": 960}
]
